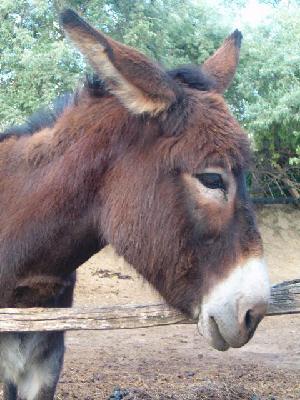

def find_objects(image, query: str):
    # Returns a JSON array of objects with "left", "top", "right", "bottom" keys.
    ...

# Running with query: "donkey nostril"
[
  {"left": 244, "top": 309, "right": 253, "bottom": 331},
  {"left": 243, "top": 306, "right": 265, "bottom": 336}
]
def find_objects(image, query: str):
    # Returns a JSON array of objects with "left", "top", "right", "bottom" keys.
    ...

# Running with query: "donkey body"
[{"left": 0, "top": 10, "right": 270, "bottom": 399}]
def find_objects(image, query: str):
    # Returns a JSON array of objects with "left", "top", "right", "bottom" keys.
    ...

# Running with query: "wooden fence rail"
[{"left": 0, "top": 280, "right": 299, "bottom": 333}]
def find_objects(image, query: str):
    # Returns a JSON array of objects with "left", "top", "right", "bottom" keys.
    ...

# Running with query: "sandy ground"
[{"left": 2, "top": 205, "right": 300, "bottom": 399}]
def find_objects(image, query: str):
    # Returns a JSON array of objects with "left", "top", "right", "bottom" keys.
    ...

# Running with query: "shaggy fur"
[{"left": 0, "top": 9, "right": 262, "bottom": 400}]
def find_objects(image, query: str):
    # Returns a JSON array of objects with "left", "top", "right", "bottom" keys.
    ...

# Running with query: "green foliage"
[
  {"left": 0, "top": 0, "right": 82, "bottom": 125},
  {"left": 230, "top": 3, "right": 300, "bottom": 166}
]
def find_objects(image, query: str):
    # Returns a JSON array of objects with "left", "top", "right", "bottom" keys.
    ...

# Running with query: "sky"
[
  {"left": 234, "top": 0, "right": 273, "bottom": 28},
  {"left": 194, "top": 0, "right": 275, "bottom": 29}
]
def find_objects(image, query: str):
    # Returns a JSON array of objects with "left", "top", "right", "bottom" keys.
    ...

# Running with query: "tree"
[{"left": 230, "top": 3, "right": 300, "bottom": 168}]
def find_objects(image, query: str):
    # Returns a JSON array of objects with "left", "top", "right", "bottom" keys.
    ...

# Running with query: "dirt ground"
[{"left": 4, "top": 205, "right": 300, "bottom": 399}]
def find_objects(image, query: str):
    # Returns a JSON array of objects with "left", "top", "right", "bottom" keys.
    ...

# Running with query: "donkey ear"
[
  {"left": 202, "top": 30, "right": 242, "bottom": 94},
  {"left": 60, "top": 9, "right": 179, "bottom": 115}
]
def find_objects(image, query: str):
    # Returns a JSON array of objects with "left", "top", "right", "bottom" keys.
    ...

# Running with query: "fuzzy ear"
[
  {"left": 60, "top": 9, "right": 180, "bottom": 115},
  {"left": 202, "top": 30, "right": 242, "bottom": 94}
]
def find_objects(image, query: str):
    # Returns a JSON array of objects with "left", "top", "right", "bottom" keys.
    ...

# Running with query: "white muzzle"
[{"left": 198, "top": 257, "right": 270, "bottom": 351}]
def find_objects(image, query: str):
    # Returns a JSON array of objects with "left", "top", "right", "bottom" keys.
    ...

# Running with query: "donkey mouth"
[{"left": 197, "top": 314, "right": 230, "bottom": 351}]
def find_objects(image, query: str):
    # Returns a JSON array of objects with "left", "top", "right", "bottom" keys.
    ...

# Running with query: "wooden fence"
[{"left": 0, "top": 279, "right": 299, "bottom": 333}]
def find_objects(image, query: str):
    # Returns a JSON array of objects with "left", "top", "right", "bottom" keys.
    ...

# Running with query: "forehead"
[{"left": 160, "top": 87, "right": 251, "bottom": 173}]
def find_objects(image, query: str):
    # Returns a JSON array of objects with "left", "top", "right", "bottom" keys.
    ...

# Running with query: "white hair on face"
[{"left": 197, "top": 257, "right": 270, "bottom": 351}]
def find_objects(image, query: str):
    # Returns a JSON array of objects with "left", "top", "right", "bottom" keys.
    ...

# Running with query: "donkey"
[{"left": 0, "top": 9, "right": 270, "bottom": 400}]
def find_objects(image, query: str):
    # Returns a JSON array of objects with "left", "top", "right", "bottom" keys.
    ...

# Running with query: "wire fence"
[{"left": 249, "top": 160, "right": 300, "bottom": 205}]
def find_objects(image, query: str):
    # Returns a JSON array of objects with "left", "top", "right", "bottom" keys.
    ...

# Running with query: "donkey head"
[{"left": 61, "top": 10, "right": 270, "bottom": 351}]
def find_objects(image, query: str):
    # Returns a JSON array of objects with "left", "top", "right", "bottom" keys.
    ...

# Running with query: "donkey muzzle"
[{"left": 197, "top": 257, "right": 270, "bottom": 351}]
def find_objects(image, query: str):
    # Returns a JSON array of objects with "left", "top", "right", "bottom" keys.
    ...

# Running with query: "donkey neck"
[{"left": 0, "top": 95, "right": 130, "bottom": 284}]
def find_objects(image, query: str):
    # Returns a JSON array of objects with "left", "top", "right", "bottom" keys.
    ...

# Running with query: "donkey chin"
[{"left": 197, "top": 257, "right": 270, "bottom": 351}]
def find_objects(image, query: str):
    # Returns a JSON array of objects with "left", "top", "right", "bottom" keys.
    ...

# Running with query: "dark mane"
[
  {"left": 0, "top": 92, "right": 75, "bottom": 143},
  {"left": 84, "top": 73, "right": 107, "bottom": 96},
  {"left": 0, "top": 75, "right": 108, "bottom": 143},
  {"left": 85, "top": 67, "right": 215, "bottom": 95},
  {"left": 167, "top": 65, "right": 216, "bottom": 91}
]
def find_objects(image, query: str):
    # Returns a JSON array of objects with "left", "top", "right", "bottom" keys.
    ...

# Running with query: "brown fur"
[
  {"left": 0, "top": 12, "right": 266, "bottom": 399},
  {"left": 0, "top": 10, "right": 262, "bottom": 315}
]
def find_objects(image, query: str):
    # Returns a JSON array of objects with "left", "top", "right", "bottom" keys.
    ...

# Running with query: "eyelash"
[{"left": 194, "top": 173, "right": 227, "bottom": 191}]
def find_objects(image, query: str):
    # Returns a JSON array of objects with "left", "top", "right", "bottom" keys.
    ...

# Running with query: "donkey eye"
[{"left": 195, "top": 173, "right": 226, "bottom": 191}]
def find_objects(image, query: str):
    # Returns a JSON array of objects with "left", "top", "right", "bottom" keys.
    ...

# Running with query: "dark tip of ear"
[
  {"left": 231, "top": 29, "right": 243, "bottom": 48},
  {"left": 60, "top": 8, "right": 83, "bottom": 28}
]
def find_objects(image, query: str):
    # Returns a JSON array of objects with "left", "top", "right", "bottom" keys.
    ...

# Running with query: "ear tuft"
[
  {"left": 231, "top": 29, "right": 243, "bottom": 49},
  {"left": 60, "top": 8, "right": 86, "bottom": 29}
]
